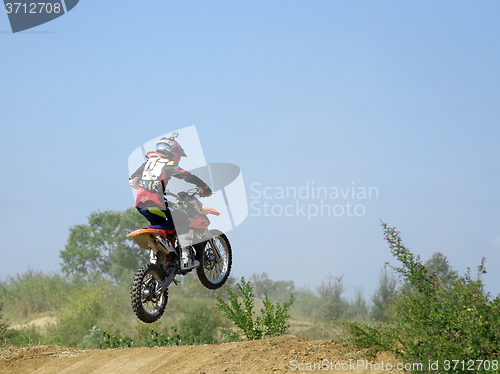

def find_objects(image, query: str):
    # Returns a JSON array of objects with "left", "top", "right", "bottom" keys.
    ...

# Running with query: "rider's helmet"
[{"left": 155, "top": 135, "right": 187, "bottom": 164}]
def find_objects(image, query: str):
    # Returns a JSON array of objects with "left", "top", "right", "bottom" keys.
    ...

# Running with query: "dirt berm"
[{"left": 0, "top": 336, "right": 401, "bottom": 374}]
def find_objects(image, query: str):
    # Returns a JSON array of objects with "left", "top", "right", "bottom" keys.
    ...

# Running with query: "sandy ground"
[{"left": 0, "top": 336, "right": 403, "bottom": 374}]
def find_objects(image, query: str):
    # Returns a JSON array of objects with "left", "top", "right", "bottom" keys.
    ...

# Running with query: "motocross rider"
[{"left": 129, "top": 136, "right": 212, "bottom": 270}]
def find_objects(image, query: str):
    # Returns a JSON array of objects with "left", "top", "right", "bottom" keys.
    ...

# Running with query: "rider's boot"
[{"left": 177, "top": 233, "right": 200, "bottom": 270}]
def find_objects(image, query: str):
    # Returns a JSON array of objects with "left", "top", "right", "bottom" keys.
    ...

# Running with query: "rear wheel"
[
  {"left": 130, "top": 263, "right": 168, "bottom": 323},
  {"left": 196, "top": 229, "right": 232, "bottom": 289}
]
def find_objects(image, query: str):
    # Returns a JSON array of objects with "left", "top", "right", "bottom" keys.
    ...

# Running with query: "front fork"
[
  {"left": 149, "top": 249, "right": 178, "bottom": 296},
  {"left": 203, "top": 229, "right": 222, "bottom": 262}
]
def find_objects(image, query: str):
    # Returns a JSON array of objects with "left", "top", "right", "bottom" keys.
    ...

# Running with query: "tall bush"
[
  {"left": 215, "top": 278, "right": 293, "bottom": 340},
  {"left": 346, "top": 222, "right": 500, "bottom": 373}
]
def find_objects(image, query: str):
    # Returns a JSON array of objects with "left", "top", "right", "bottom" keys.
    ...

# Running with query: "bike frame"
[{"left": 126, "top": 190, "right": 225, "bottom": 293}]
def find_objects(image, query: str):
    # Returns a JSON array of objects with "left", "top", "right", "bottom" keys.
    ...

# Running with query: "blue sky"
[{"left": 1, "top": 1, "right": 499, "bottom": 300}]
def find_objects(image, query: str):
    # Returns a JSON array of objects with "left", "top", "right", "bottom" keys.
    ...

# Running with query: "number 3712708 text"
[{"left": 5, "top": 3, "right": 62, "bottom": 14}]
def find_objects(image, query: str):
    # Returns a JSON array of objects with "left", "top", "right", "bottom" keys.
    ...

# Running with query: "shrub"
[
  {"left": 143, "top": 328, "right": 181, "bottom": 347},
  {"left": 98, "top": 330, "right": 134, "bottom": 348},
  {"left": 81, "top": 326, "right": 103, "bottom": 348},
  {"left": 0, "top": 270, "right": 72, "bottom": 320},
  {"left": 178, "top": 301, "right": 223, "bottom": 345},
  {"left": 81, "top": 326, "right": 182, "bottom": 348},
  {"left": 50, "top": 282, "right": 108, "bottom": 347},
  {"left": 81, "top": 326, "right": 134, "bottom": 349},
  {"left": 346, "top": 222, "right": 500, "bottom": 373},
  {"left": 215, "top": 277, "right": 293, "bottom": 340},
  {"left": 4, "top": 326, "right": 45, "bottom": 347}
]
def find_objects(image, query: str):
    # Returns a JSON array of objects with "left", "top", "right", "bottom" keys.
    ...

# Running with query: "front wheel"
[
  {"left": 130, "top": 263, "right": 168, "bottom": 323},
  {"left": 196, "top": 229, "right": 232, "bottom": 289}
]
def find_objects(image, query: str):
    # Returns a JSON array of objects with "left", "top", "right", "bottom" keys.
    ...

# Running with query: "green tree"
[
  {"left": 250, "top": 272, "right": 274, "bottom": 298},
  {"left": 250, "top": 272, "right": 295, "bottom": 303},
  {"left": 370, "top": 266, "right": 398, "bottom": 322},
  {"left": 316, "top": 274, "right": 348, "bottom": 322},
  {"left": 287, "top": 285, "right": 320, "bottom": 322},
  {"left": 424, "top": 251, "right": 457, "bottom": 285},
  {"left": 348, "top": 288, "right": 369, "bottom": 321},
  {"left": 60, "top": 208, "right": 149, "bottom": 283}
]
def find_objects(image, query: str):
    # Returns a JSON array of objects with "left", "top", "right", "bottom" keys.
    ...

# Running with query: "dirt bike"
[{"left": 127, "top": 188, "right": 232, "bottom": 323}]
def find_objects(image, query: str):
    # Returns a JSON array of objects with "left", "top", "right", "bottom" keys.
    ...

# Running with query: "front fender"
[{"left": 202, "top": 207, "right": 221, "bottom": 216}]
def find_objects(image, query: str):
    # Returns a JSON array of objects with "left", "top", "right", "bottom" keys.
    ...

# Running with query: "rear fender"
[{"left": 127, "top": 228, "right": 174, "bottom": 250}]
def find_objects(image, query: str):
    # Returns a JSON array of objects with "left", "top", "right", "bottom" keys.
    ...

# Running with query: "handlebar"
[{"left": 164, "top": 187, "right": 202, "bottom": 199}]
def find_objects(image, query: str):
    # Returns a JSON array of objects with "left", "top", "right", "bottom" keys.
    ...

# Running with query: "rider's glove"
[{"left": 200, "top": 185, "right": 213, "bottom": 197}]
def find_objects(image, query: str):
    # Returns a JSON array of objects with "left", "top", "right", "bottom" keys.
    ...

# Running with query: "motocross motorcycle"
[{"left": 127, "top": 188, "right": 232, "bottom": 323}]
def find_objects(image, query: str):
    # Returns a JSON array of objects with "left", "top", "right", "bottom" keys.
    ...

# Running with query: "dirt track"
[{"left": 0, "top": 337, "right": 401, "bottom": 374}]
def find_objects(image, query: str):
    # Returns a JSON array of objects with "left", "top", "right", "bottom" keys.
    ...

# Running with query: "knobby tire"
[
  {"left": 196, "top": 229, "right": 232, "bottom": 290},
  {"left": 130, "top": 263, "right": 168, "bottom": 323}
]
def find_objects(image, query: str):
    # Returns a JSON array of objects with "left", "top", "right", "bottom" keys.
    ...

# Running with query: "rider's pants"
[{"left": 138, "top": 205, "right": 190, "bottom": 235}]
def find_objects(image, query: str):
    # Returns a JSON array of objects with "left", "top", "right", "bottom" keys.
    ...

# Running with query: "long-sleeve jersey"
[{"left": 129, "top": 158, "right": 207, "bottom": 210}]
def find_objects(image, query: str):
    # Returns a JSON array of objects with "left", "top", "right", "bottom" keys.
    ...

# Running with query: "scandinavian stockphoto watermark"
[
  {"left": 3, "top": 0, "right": 79, "bottom": 33},
  {"left": 249, "top": 182, "right": 378, "bottom": 220}
]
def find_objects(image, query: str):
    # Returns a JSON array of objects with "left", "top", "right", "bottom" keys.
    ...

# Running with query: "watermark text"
[{"left": 249, "top": 182, "right": 378, "bottom": 220}]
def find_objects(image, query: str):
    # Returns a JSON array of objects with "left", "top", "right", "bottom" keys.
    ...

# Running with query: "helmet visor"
[{"left": 156, "top": 143, "right": 173, "bottom": 155}]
